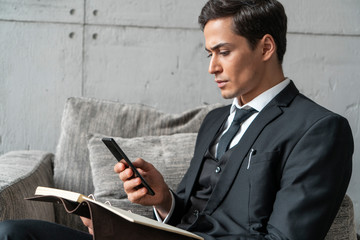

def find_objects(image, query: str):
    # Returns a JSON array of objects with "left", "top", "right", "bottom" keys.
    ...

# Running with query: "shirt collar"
[{"left": 230, "top": 78, "right": 291, "bottom": 114}]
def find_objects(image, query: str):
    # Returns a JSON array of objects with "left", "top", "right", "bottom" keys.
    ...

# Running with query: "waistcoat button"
[
  {"left": 193, "top": 210, "right": 199, "bottom": 217},
  {"left": 215, "top": 166, "right": 221, "bottom": 173}
]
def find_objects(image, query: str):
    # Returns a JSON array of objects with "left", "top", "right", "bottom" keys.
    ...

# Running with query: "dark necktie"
[{"left": 216, "top": 107, "right": 257, "bottom": 160}]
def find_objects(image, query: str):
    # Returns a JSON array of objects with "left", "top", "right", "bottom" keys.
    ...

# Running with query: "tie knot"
[
  {"left": 215, "top": 107, "right": 257, "bottom": 160},
  {"left": 233, "top": 107, "right": 257, "bottom": 124}
]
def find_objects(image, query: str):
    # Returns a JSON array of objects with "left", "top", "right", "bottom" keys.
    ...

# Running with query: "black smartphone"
[{"left": 102, "top": 137, "right": 155, "bottom": 196}]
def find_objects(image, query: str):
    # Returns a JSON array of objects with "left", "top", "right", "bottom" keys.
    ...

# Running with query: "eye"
[
  {"left": 220, "top": 51, "right": 230, "bottom": 56},
  {"left": 207, "top": 53, "right": 213, "bottom": 58}
]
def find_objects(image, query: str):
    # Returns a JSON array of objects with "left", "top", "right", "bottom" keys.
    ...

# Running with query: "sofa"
[{"left": 0, "top": 97, "right": 357, "bottom": 239}]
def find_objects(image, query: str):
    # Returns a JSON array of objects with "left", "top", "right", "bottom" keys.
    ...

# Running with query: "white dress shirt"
[{"left": 210, "top": 78, "right": 291, "bottom": 155}]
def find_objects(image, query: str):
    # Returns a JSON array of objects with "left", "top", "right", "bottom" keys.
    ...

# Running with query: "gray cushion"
[
  {"left": 53, "top": 97, "right": 221, "bottom": 227},
  {"left": 87, "top": 133, "right": 197, "bottom": 218}
]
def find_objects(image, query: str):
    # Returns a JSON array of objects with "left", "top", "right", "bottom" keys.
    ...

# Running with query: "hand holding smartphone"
[{"left": 102, "top": 138, "right": 155, "bottom": 196}]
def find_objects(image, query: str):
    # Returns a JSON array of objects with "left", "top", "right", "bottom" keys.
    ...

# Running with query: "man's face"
[{"left": 204, "top": 17, "right": 265, "bottom": 104}]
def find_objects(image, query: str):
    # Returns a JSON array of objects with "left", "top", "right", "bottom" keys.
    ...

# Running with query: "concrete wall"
[{"left": 1, "top": 0, "right": 360, "bottom": 232}]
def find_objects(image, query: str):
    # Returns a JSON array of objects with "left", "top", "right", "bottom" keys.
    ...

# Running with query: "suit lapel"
[
  {"left": 184, "top": 106, "right": 230, "bottom": 202},
  {"left": 203, "top": 81, "right": 299, "bottom": 214}
]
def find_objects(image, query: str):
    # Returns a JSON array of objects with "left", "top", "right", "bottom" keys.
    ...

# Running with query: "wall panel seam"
[
  {"left": 81, "top": 0, "right": 86, "bottom": 97},
  {"left": 0, "top": 19, "right": 82, "bottom": 26},
  {"left": 2, "top": 19, "right": 359, "bottom": 38},
  {"left": 288, "top": 31, "right": 360, "bottom": 38}
]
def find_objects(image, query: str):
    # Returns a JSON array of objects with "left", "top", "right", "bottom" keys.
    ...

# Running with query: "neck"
[{"left": 238, "top": 64, "right": 285, "bottom": 105}]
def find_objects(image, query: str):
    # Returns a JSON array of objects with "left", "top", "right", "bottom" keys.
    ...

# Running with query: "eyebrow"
[{"left": 205, "top": 42, "right": 231, "bottom": 52}]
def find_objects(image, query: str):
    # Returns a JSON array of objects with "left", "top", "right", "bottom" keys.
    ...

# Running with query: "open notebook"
[{"left": 27, "top": 186, "right": 203, "bottom": 240}]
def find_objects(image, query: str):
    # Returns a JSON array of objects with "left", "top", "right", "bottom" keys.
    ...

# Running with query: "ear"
[{"left": 261, "top": 34, "right": 276, "bottom": 61}]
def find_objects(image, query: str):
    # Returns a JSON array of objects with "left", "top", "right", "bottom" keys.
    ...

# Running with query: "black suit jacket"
[{"left": 168, "top": 81, "right": 353, "bottom": 240}]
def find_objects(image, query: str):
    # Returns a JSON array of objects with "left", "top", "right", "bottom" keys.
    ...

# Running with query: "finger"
[
  {"left": 131, "top": 158, "right": 151, "bottom": 170},
  {"left": 80, "top": 217, "right": 90, "bottom": 227},
  {"left": 80, "top": 217, "right": 86, "bottom": 226},
  {"left": 123, "top": 177, "right": 142, "bottom": 193},
  {"left": 127, "top": 187, "right": 148, "bottom": 203},
  {"left": 120, "top": 159, "right": 129, "bottom": 166},
  {"left": 119, "top": 167, "right": 134, "bottom": 182},
  {"left": 80, "top": 217, "right": 93, "bottom": 235},
  {"left": 114, "top": 160, "right": 128, "bottom": 173}
]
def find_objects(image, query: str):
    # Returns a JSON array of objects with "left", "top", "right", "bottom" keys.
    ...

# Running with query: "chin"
[{"left": 220, "top": 90, "right": 238, "bottom": 100}]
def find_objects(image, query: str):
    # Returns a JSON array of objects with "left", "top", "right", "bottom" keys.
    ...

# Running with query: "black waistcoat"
[{"left": 177, "top": 147, "right": 234, "bottom": 230}]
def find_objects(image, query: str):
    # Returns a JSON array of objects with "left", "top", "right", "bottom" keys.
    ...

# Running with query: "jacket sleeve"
[{"left": 262, "top": 115, "right": 353, "bottom": 239}]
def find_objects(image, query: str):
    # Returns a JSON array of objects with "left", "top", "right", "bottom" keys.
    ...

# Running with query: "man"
[
  {"left": 112, "top": 0, "right": 353, "bottom": 239},
  {"left": 0, "top": 0, "right": 353, "bottom": 239}
]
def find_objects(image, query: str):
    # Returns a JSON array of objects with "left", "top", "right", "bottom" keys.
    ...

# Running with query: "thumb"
[{"left": 132, "top": 158, "right": 152, "bottom": 171}]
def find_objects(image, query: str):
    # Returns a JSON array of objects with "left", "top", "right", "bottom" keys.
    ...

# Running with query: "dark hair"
[{"left": 199, "top": 0, "right": 287, "bottom": 64}]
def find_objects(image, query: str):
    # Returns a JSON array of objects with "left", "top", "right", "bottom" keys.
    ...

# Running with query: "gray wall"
[{"left": 1, "top": 0, "right": 360, "bottom": 232}]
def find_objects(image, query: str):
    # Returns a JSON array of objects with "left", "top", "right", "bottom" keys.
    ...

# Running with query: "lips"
[{"left": 215, "top": 79, "right": 228, "bottom": 88}]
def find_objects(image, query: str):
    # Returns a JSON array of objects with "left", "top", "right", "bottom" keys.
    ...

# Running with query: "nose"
[{"left": 208, "top": 55, "right": 222, "bottom": 75}]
